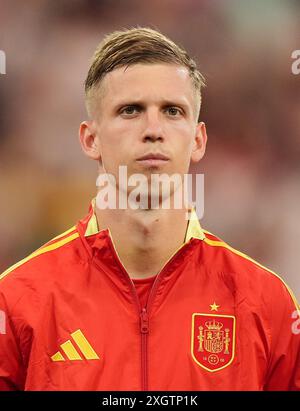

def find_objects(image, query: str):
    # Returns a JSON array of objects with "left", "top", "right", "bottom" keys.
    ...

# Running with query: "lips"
[{"left": 136, "top": 153, "right": 170, "bottom": 161}]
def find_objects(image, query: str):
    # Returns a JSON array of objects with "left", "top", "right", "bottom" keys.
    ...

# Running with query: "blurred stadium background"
[{"left": 0, "top": 0, "right": 299, "bottom": 299}]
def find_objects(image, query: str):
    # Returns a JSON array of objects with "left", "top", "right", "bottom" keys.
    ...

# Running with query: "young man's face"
[{"left": 80, "top": 63, "right": 207, "bottom": 195}]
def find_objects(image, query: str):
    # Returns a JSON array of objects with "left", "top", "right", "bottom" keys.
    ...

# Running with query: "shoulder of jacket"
[
  {"left": 201, "top": 228, "right": 299, "bottom": 312},
  {"left": 0, "top": 226, "right": 80, "bottom": 285}
]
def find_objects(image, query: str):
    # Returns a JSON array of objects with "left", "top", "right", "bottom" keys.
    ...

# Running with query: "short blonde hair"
[{"left": 85, "top": 27, "right": 205, "bottom": 120}]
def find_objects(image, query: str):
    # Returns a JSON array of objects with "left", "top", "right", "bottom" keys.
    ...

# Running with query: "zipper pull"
[{"left": 140, "top": 307, "right": 149, "bottom": 334}]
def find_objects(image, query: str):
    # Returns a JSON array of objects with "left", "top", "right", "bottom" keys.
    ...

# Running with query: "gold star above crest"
[{"left": 210, "top": 302, "right": 220, "bottom": 311}]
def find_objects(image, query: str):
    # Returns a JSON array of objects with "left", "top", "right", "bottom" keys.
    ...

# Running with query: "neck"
[{"left": 96, "top": 205, "right": 189, "bottom": 279}]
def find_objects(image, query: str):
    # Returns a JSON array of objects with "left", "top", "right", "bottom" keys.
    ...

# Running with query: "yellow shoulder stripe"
[
  {"left": 0, "top": 232, "right": 79, "bottom": 282},
  {"left": 204, "top": 237, "right": 300, "bottom": 313},
  {"left": 202, "top": 228, "right": 215, "bottom": 237},
  {"left": 47, "top": 226, "right": 77, "bottom": 243}
]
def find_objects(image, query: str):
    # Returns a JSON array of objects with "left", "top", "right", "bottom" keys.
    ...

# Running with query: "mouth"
[{"left": 136, "top": 153, "right": 170, "bottom": 167}]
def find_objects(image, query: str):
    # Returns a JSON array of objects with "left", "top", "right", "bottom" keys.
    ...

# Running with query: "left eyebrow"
[{"left": 160, "top": 99, "right": 190, "bottom": 111}]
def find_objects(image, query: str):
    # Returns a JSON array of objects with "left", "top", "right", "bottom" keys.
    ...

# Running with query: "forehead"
[{"left": 100, "top": 63, "right": 196, "bottom": 104}]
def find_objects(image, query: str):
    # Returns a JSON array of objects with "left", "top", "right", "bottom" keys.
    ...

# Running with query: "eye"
[
  {"left": 120, "top": 105, "right": 140, "bottom": 116},
  {"left": 165, "top": 107, "right": 182, "bottom": 116}
]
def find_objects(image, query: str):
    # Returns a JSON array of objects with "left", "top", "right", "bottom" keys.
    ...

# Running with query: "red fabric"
[
  {"left": 133, "top": 275, "right": 157, "bottom": 309},
  {"left": 0, "top": 202, "right": 299, "bottom": 391}
]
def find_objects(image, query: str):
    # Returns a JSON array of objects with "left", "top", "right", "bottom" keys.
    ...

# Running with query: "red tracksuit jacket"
[{"left": 0, "top": 201, "right": 299, "bottom": 390}]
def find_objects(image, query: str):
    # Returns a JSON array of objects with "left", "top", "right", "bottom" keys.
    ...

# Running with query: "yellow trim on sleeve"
[
  {"left": 204, "top": 237, "right": 300, "bottom": 314},
  {"left": 0, "top": 232, "right": 79, "bottom": 282}
]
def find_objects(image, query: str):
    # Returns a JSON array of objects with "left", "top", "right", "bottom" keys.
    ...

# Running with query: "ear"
[
  {"left": 79, "top": 120, "right": 102, "bottom": 161},
  {"left": 191, "top": 122, "right": 208, "bottom": 163}
]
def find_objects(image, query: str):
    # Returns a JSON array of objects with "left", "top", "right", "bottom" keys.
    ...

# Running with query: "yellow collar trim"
[
  {"left": 84, "top": 199, "right": 205, "bottom": 242},
  {"left": 185, "top": 208, "right": 206, "bottom": 241},
  {"left": 85, "top": 198, "right": 99, "bottom": 237}
]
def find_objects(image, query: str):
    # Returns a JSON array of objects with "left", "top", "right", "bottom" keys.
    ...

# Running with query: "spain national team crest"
[{"left": 191, "top": 313, "right": 236, "bottom": 372}]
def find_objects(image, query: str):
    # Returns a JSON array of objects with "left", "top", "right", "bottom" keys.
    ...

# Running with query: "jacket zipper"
[
  {"left": 140, "top": 244, "right": 191, "bottom": 390},
  {"left": 107, "top": 231, "right": 194, "bottom": 391},
  {"left": 140, "top": 307, "right": 149, "bottom": 390}
]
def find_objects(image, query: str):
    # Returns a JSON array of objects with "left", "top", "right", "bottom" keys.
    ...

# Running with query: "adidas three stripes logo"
[{"left": 51, "top": 329, "right": 99, "bottom": 361}]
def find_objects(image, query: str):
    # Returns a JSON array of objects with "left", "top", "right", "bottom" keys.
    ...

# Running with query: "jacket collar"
[{"left": 83, "top": 198, "right": 205, "bottom": 242}]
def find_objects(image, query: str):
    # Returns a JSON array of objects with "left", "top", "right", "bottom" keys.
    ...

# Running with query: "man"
[{"left": 0, "top": 27, "right": 299, "bottom": 391}]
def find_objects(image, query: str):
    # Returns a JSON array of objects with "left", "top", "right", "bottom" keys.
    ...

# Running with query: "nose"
[{"left": 142, "top": 108, "right": 164, "bottom": 143}]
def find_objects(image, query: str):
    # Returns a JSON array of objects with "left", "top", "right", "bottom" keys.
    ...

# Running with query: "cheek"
[
  {"left": 99, "top": 128, "right": 132, "bottom": 167},
  {"left": 169, "top": 121, "right": 195, "bottom": 138},
  {"left": 103, "top": 121, "right": 139, "bottom": 147},
  {"left": 177, "top": 129, "right": 195, "bottom": 153},
  {"left": 98, "top": 124, "right": 123, "bottom": 152}
]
